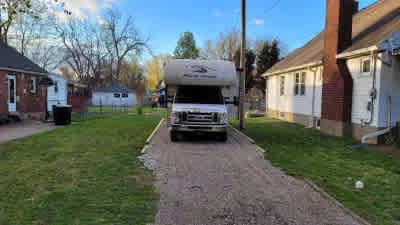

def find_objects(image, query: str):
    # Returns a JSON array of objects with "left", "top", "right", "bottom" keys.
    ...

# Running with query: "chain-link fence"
[{"left": 71, "top": 104, "right": 132, "bottom": 122}]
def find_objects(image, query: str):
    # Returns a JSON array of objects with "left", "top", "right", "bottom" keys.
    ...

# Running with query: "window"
[
  {"left": 114, "top": 93, "right": 121, "bottom": 98},
  {"left": 280, "top": 76, "right": 285, "bottom": 96},
  {"left": 30, "top": 77, "right": 36, "bottom": 94},
  {"left": 362, "top": 57, "right": 371, "bottom": 74},
  {"left": 54, "top": 81, "right": 58, "bottom": 93},
  {"left": 294, "top": 72, "right": 306, "bottom": 96},
  {"left": 175, "top": 86, "right": 224, "bottom": 104},
  {"left": 122, "top": 93, "right": 128, "bottom": 98}
]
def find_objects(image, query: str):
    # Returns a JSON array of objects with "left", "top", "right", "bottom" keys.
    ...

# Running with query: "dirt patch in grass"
[{"left": 369, "top": 145, "right": 400, "bottom": 159}]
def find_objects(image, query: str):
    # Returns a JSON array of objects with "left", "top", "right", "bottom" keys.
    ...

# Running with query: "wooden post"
[{"left": 239, "top": 0, "right": 246, "bottom": 130}]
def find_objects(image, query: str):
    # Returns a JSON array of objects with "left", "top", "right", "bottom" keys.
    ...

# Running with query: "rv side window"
[{"left": 175, "top": 86, "right": 224, "bottom": 104}]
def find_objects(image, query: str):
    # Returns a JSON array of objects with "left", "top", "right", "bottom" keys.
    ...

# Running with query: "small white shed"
[
  {"left": 92, "top": 84, "right": 137, "bottom": 106},
  {"left": 47, "top": 73, "right": 68, "bottom": 112}
]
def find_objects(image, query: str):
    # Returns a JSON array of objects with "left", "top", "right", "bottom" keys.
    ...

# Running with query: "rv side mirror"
[{"left": 234, "top": 96, "right": 239, "bottom": 106}]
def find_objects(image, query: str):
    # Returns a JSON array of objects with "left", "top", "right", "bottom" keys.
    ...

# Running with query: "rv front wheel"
[
  {"left": 170, "top": 131, "right": 178, "bottom": 142},
  {"left": 219, "top": 132, "right": 228, "bottom": 142}
]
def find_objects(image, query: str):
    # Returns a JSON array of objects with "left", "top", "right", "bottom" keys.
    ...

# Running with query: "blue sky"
[{"left": 64, "top": 0, "right": 377, "bottom": 60}]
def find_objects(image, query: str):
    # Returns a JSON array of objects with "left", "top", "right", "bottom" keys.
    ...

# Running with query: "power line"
[{"left": 263, "top": 0, "right": 281, "bottom": 14}]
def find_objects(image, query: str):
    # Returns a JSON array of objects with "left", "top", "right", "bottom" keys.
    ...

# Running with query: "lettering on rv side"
[{"left": 183, "top": 65, "right": 217, "bottom": 79}]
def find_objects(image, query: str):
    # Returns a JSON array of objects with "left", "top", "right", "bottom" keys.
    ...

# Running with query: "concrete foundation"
[{"left": 268, "top": 108, "right": 381, "bottom": 144}]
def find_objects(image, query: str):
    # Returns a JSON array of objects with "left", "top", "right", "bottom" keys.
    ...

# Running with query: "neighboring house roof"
[
  {"left": 265, "top": 0, "right": 400, "bottom": 76},
  {"left": 68, "top": 80, "right": 88, "bottom": 88},
  {"left": 48, "top": 72, "right": 68, "bottom": 81},
  {"left": 0, "top": 42, "right": 47, "bottom": 75},
  {"left": 94, "top": 84, "right": 133, "bottom": 93}
]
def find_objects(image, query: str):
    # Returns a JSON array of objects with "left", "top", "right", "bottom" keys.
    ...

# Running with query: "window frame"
[
  {"left": 280, "top": 76, "right": 285, "bottom": 96},
  {"left": 30, "top": 77, "right": 36, "bottom": 94},
  {"left": 122, "top": 93, "right": 129, "bottom": 98},
  {"left": 54, "top": 81, "right": 58, "bottom": 93},
  {"left": 294, "top": 72, "right": 306, "bottom": 96},
  {"left": 361, "top": 56, "right": 372, "bottom": 75},
  {"left": 114, "top": 93, "right": 121, "bottom": 98}
]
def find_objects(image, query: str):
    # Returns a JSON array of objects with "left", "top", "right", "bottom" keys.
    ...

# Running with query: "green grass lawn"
[
  {"left": 233, "top": 117, "right": 400, "bottom": 225},
  {"left": 0, "top": 111, "right": 160, "bottom": 225}
]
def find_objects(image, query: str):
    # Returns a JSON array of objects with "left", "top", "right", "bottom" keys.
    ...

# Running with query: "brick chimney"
[
  {"left": 320, "top": 0, "right": 357, "bottom": 137},
  {"left": 352, "top": 0, "right": 359, "bottom": 14}
]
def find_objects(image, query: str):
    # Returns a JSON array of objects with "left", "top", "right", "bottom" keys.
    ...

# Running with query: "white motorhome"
[
  {"left": 164, "top": 59, "right": 239, "bottom": 142},
  {"left": 47, "top": 73, "right": 68, "bottom": 113}
]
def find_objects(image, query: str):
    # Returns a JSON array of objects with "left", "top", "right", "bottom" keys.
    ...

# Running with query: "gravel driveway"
[{"left": 145, "top": 121, "right": 363, "bottom": 225}]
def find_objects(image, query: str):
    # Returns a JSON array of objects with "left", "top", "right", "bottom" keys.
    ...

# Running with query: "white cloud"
[
  {"left": 251, "top": 19, "right": 264, "bottom": 25},
  {"left": 43, "top": 0, "right": 116, "bottom": 21}
]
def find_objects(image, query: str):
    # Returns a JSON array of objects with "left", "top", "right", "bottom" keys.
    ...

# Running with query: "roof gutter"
[
  {"left": 262, "top": 60, "right": 323, "bottom": 77},
  {"left": 336, "top": 45, "right": 379, "bottom": 59},
  {"left": 0, "top": 66, "right": 47, "bottom": 76}
]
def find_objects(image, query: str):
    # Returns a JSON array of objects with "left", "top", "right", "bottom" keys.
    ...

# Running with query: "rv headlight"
[
  {"left": 220, "top": 112, "right": 229, "bottom": 124},
  {"left": 171, "top": 112, "right": 181, "bottom": 123}
]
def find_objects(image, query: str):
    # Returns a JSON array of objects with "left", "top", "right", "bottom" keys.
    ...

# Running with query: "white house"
[
  {"left": 263, "top": 0, "right": 400, "bottom": 144},
  {"left": 47, "top": 73, "right": 68, "bottom": 112},
  {"left": 92, "top": 84, "right": 137, "bottom": 106}
]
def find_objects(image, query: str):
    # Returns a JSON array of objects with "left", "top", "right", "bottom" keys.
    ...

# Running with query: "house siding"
[
  {"left": 377, "top": 55, "right": 400, "bottom": 128},
  {"left": 266, "top": 66, "right": 323, "bottom": 127},
  {"left": 0, "top": 71, "right": 8, "bottom": 118},
  {"left": 265, "top": 54, "right": 395, "bottom": 143},
  {"left": 92, "top": 92, "right": 137, "bottom": 106},
  {"left": 347, "top": 56, "right": 381, "bottom": 127}
]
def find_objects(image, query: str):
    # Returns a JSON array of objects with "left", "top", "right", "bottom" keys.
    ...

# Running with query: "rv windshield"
[{"left": 175, "top": 86, "right": 224, "bottom": 105}]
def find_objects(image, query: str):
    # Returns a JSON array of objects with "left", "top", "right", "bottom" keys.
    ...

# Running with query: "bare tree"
[
  {"left": 201, "top": 28, "right": 240, "bottom": 61},
  {"left": 57, "top": 19, "right": 91, "bottom": 82},
  {"left": 101, "top": 9, "right": 149, "bottom": 81},
  {"left": 0, "top": 0, "right": 66, "bottom": 44},
  {"left": 59, "top": 66, "right": 76, "bottom": 80},
  {"left": 200, "top": 40, "right": 217, "bottom": 60},
  {"left": 11, "top": 3, "right": 62, "bottom": 71},
  {"left": 216, "top": 28, "right": 240, "bottom": 61}
]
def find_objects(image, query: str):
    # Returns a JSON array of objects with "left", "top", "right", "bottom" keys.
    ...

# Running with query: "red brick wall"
[
  {"left": 16, "top": 73, "right": 47, "bottom": 115},
  {"left": 0, "top": 71, "right": 8, "bottom": 118},
  {"left": 321, "top": 0, "right": 356, "bottom": 123},
  {"left": 0, "top": 71, "right": 47, "bottom": 120},
  {"left": 68, "top": 96, "right": 90, "bottom": 113}
]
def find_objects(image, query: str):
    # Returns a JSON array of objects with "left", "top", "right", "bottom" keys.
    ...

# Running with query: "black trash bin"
[{"left": 53, "top": 105, "right": 72, "bottom": 125}]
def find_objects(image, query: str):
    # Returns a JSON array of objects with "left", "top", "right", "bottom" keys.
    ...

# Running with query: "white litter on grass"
[
  {"left": 138, "top": 154, "right": 158, "bottom": 170},
  {"left": 355, "top": 181, "right": 364, "bottom": 189}
]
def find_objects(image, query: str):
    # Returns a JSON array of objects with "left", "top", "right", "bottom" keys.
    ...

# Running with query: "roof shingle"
[
  {"left": 94, "top": 84, "right": 133, "bottom": 93},
  {"left": 0, "top": 42, "right": 46, "bottom": 74}
]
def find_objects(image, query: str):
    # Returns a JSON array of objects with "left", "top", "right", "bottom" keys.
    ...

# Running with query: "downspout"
[
  {"left": 361, "top": 50, "right": 394, "bottom": 144},
  {"left": 309, "top": 66, "right": 318, "bottom": 127},
  {"left": 361, "top": 51, "right": 377, "bottom": 125}
]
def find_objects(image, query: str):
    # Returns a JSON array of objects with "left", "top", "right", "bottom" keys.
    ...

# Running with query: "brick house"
[
  {"left": 263, "top": 0, "right": 400, "bottom": 143},
  {"left": 0, "top": 42, "right": 49, "bottom": 121}
]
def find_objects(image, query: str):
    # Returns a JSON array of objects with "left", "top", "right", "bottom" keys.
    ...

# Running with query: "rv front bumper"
[{"left": 170, "top": 124, "right": 228, "bottom": 133}]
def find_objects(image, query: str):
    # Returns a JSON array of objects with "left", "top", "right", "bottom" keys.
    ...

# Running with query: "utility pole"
[{"left": 239, "top": 0, "right": 246, "bottom": 130}]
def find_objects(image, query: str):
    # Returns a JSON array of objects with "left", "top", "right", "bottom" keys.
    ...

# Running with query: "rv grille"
[{"left": 186, "top": 112, "right": 216, "bottom": 124}]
